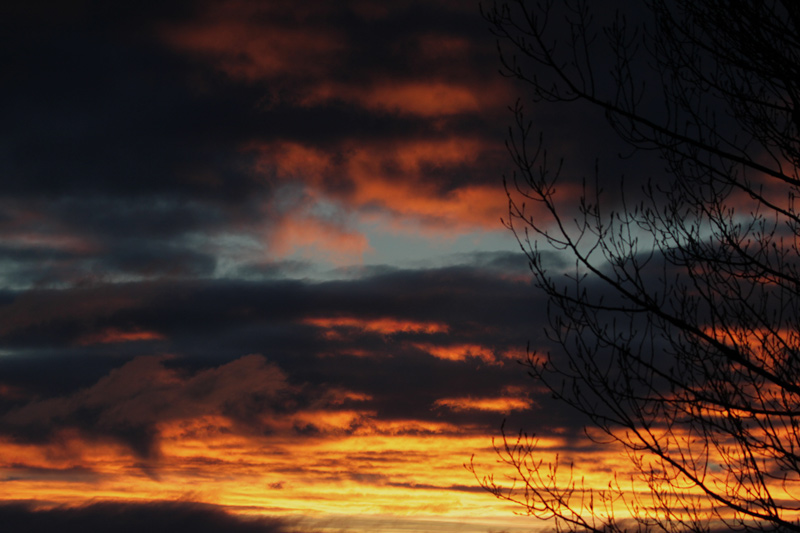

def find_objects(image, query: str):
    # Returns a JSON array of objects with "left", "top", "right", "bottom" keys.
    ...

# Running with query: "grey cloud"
[{"left": 0, "top": 501, "right": 301, "bottom": 533}]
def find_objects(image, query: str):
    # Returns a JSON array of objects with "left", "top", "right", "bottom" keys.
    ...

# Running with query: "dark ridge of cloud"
[
  {"left": 2, "top": 464, "right": 100, "bottom": 483},
  {"left": 0, "top": 352, "right": 134, "bottom": 399},
  {"left": 0, "top": 501, "right": 298, "bottom": 533},
  {"left": 99, "top": 244, "right": 218, "bottom": 280},
  {"left": 49, "top": 196, "right": 229, "bottom": 242},
  {"left": 0, "top": 245, "right": 77, "bottom": 263},
  {"left": 233, "top": 259, "right": 317, "bottom": 280},
  {"left": 0, "top": 247, "right": 218, "bottom": 290},
  {"left": 386, "top": 481, "right": 487, "bottom": 494},
  {"left": 450, "top": 250, "right": 533, "bottom": 274},
  {"left": 0, "top": 263, "right": 541, "bottom": 352},
  {"left": 2, "top": 400, "right": 162, "bottom": 459}
]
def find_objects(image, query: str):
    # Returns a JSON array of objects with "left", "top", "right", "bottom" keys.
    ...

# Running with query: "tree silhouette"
[{"left": 473, "top": 0, "right": 800, "bottom": 531}]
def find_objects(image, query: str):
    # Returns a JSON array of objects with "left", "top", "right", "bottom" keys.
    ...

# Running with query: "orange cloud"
[
  {"left": 701, "top": 325, "right": 798, "bottom": 365},
  {"left": 250, "top": 138, "right": 507, "bottom": 233},
  {"left": 161, "top": 1, "right": 513, "bottom": 118},
  {"left": 324, "top": 388, "right": 373, "bottom": 405},
  {"left": 303, "top": 80, "right": 485, "bottom": 117},
  {"left": 432, "top": 395, "right": 533, "bottom": 414},
  {"left": 161, "top": 1, "right": 347, "bottom": 84},
  {"left": 305, "top": 316, "right": 449, "bottom": 337},
  {"left": 414, "top": 343, "right": 497, "bottom": 364},
  {"left": 266, "top": 213, "right": 371, "bottom": 265},
  {"left": 234, "top": 135, "right": 512, "bottom": 265},
  {"left": 254, "top": 137, "right": 490, "bottom": 183},
  {"left": 75, "top": 328, "right": 166, "bottom": 346}
]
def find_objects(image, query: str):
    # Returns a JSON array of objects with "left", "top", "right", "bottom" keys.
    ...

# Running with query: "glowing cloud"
[
  {"left": 75, "top": 328, "right": 166, "bottom": 346},
  {"left": 414, "top": 343, "right": 497, "bottom": 364},
  {"left": 161, "top": 1, "right": 347, "bottom": 84},
  {"left": 432, "top": 396, "right": 533, "bottom": 414},
  {"left": 302, "top": 80, "right": 486, "bottom": 117},
  {"left": 266, "top": 213, "right": 371, "bottom": 265},
  {"left": 250, "top": 138, "right": 506, "bottom": 234},
  {"left": 305, "top": 316, "right": 450, "bottom": 337}
]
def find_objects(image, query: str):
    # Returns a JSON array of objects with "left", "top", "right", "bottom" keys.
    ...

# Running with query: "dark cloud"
[
  {"left": 0, "top": 501, "right": 299, "bottom": 533},
  {"left": 0, "top": 257, "right": 597, "bottom": 460},
  {"left": 0, "top": 260, "right": 539, "bottom": 353},
  {"left": 0, "top": 354, "right": 307, "bottom": 457},
  {"left": 2, "top": 465, "right": 100, "bottom": 483},
  {"left": 386, "top": 481, "right": 486, "bottom": 494},
  {"left": 1, "top": 36, "right": 263, "bottom": 200}
]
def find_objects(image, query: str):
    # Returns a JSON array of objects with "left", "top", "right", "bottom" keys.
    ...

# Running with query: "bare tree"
[{"left": 472, "top": 0, "right": 800, "bottom": 531}]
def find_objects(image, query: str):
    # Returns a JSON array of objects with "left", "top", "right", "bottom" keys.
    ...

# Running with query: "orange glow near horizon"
[
  {"left": 5, "top": 394, "right": 798, "bottom": 529},
  {"left": 11, "top": 413, "right": 768, "bottom": 531},
  {"left": 0, "top": 418, "right": 510, "bottom": 517},
  {"left": 0, "top": 413, "right": 627, "bottom": 525},
  {"left": 0, "top": 352, "right": 608, "bottom": 526}
]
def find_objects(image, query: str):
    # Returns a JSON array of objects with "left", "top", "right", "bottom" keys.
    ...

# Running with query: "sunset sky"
[{"left": 0, "top": 2, "right": 632, "bottom": 531}]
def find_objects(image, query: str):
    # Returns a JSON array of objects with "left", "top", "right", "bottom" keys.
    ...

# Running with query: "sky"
[{"left": 0, "top": 1, "right": 634, "bottom": 532}]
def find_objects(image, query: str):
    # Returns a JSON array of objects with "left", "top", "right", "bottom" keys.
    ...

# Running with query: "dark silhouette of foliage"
[{"left": 472, "top": 0, "right": 800, "bottom": 531}]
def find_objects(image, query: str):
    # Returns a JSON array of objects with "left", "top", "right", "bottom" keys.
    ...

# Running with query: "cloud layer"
[{"left": 0, "top": 0, "right": 626, "bottom": 529}]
